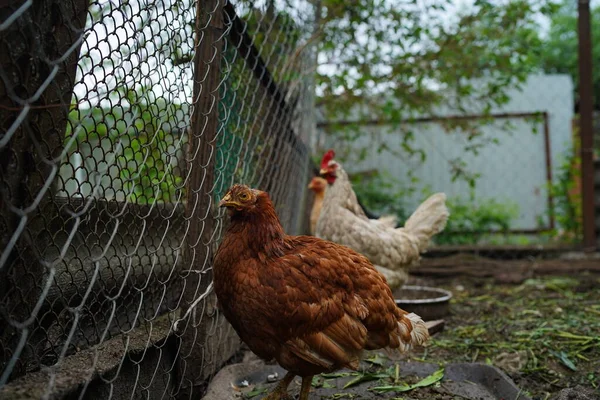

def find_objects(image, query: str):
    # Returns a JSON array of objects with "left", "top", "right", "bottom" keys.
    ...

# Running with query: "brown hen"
[
  {"left": 213, "top": 184, "right": 429, "bottom": 400},
  {"left": 307, "top": 176, "right": 327, "bottom": 235}
]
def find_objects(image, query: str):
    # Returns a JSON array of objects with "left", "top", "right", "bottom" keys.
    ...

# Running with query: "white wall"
[{"left": 324, "top": 74, "right": 574, "bottom": 230}]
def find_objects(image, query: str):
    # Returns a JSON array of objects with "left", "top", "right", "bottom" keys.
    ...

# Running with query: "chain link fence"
[
  {"left": 0, "top": 0, "right": 316, "bottom": 397},
  {"left": 318, "top": 74, "right": 580, "bottom": 258}
]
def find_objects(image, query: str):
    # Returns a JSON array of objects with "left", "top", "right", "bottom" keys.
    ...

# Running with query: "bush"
[
  {"left": 434, "top": 195, "right": 520, "bottom": 245},
  {"left": 545, "top": 147, "right": 582, "bottom": 243},
  {"left": 349, "top": 171, "right": 414, "bottom": 222}
]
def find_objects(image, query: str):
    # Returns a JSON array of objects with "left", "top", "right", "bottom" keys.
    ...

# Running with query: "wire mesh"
[
  {"left": 0, "top": 0, "right": 316, "bottom": 397},
  {"left": 317, "top": 74, "right": 580, "bottom": 259}
]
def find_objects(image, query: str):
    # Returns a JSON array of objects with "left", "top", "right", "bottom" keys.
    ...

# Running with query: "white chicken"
[
  {"left": 315, "top": 150, "right": 449, "bottom": 286},
  {"left": 308, "top": 176, "right": 397, "bottom": 236}
]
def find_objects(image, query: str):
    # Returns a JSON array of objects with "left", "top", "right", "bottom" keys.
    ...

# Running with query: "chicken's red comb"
[{"left": 320, "top": 150, "right": 335, "bottom": 169}]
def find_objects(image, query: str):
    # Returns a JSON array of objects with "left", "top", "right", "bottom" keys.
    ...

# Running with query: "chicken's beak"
[
  {"left": 308, "top": 181, "right": 315, "bottom": 189},
  {"left": 319, "top": 168, "right": 328, "bottom": 175},
  {"left": 218, "top": 194, "right": 241, "bottom": 208}
]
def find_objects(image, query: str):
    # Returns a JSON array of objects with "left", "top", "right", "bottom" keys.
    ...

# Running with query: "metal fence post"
[{"left": 578, "top": 0, "right": 596, "bottom": 250}]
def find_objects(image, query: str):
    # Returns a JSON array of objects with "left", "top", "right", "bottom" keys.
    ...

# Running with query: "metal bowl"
[{"left": 395, "top": 285, "right": 452, "bottom": 320}]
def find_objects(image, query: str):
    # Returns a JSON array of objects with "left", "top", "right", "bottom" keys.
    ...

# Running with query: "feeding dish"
[{"left": 394, "top": 285, "right": 452, "bottom": 320}]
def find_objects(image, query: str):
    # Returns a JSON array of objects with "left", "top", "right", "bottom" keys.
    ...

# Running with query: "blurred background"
[
  {"left": 314, "top": 0, "right": 595, "bottom": 250},
  {"left": 0, "top": 0, "right": 598, "bottom": 399}
]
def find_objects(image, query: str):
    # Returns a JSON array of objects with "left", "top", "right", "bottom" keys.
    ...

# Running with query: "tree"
[
  {"left": 63, "top": 0, "right": 195, "bottom": 204},
  {"left": 539, "top": 1, "right": 600, "bottom": 111},
  {"left": 312, "top": 0, "right": 557, "bottom": 183},
  {"left": 64, "top": 0, "right": 560, "bottom": 201}
]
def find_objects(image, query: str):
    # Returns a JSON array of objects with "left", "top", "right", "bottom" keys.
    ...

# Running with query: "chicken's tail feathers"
[
  {"left": 396, "top": 312, "right": 430, "bottom": 353},
  {"left": 405, "top": 312, "right": 430, "bottom": 346},
  {"left": 402, "top": 193, "right": 449, "bottom": 251},
  {"left": 377, "top": 214, "right": 398, "bottom": 228}
]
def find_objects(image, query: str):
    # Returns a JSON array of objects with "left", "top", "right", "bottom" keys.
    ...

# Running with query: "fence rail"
[{"left": 0, "top": 0, "right": 316, "bottom": 397}]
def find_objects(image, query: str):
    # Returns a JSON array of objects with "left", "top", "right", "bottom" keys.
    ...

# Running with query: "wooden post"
[
  {"left": 0, "top": 0, "right": 89, "bottom": 380},
  {"left": 578, "top": 0, "right": 596, "bottom": 250},
  {"left": 177, "top": 0, "right": 239, "bottom": 395},
  {"left": 543, "top": 113, "right": 555, "bottom": 230}
]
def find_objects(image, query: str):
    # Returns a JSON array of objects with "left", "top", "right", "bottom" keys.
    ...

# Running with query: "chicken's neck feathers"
[
  {"left": 225, "top": 200, "right": 287, "bottom": 258},
  {"left": 310, "top": 190, "right": 326, "bottom": 235},
  {"left": 322, "top": 167, "right": 350, "bottom": 206},
  {"left": 322, "top": 165, "right": 366, "bottom": 218}
]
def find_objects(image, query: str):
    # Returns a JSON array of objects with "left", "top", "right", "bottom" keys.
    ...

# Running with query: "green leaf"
[
  {"left": 323, "top": 380, "right": 336, "bottom": 388},
  {"left": 343, "top": 372, "right": 390, "bottom": 389},
  {"left": 311, "top": 375, "right": 336, "bottom": 388},
  {"left": 370, "top": 368, "right": 444, "bottom": 393},
  {"left": 321, "top": 372, "right": 352, "bottom": 379},
  {"left": 244, "top": 387, "right": 268, "bottom": 398},
  {"left": 550, "top": 350, "right": 578, "bottom": 371},
  {"left": 364, "top": 354, "right": 388, "bottom": 366}
]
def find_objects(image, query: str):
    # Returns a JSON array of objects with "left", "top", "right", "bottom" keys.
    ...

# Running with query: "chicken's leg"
[
  {"left": 298, "top": 375, "right": 313, "bottom": 400},
  {"left": 263, "top": 372, "right": 295, "bottom": 400}
]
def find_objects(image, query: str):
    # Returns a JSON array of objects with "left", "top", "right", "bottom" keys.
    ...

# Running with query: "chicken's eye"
[{"left": 239, "top": 192, "right": 250, "bottom": 201}]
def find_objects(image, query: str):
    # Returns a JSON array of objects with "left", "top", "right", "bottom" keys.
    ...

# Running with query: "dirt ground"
[
  {"left": 395, "top": 255, "right": 600, "bottom": 399},
  {"left": 410, "top": 278, "right": 599, "bottom": 398},
  {"left": 235, "top": 255, "right": 600, "bottom": 400}
]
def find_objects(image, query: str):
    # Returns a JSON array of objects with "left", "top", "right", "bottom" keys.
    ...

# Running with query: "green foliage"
[
  {"left": 117, "top": 131, "right": 184, "bottom": 204},
  {"left": 349, "top": 171, "right": 415, "bottom": 222},
  {"left": 317, "top": 0, "right": 556, "bottom": 184},
  {"left": 546, "top": 146, "right": 582, "bottom": 243},
  {"left": 435, "top": 194, "right": 520, "bottom": 245},
  {"left": 64, "top": 97, "right": 187, "bottom": 204},
  {"left": 539, "top": 1, "right": 600, "bottom": 109}
]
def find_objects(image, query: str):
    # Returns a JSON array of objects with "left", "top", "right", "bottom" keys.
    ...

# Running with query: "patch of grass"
[{"left": 419, "top": 275, "right": 600, "bottom": 397}]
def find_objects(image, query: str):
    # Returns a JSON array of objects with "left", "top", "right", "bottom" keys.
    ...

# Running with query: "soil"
[{"left": 405, "top": 257, "right": 600, "bottom": 400}]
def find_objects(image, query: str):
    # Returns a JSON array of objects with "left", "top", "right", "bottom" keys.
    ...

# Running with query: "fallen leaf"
[
  {"left": 550, "top": 350, "right": 577, "bottom": 371},
  {"left": 244, "top": 387, "right": 268, "bottom": 398},
  {"left": 343, "top": 372, "right": 389, "bottom": 389},
  {"left": 370, "top": 367, "right": 444, "bottom": 393},
  {"left": 365, "top": 353, "right": 388, "bottom": 366}
]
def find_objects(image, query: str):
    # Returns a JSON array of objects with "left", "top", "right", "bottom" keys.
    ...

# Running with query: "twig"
[
  {"left": 280, "top": 27, "right": 323, "bottom": 74},
  {"left": 173, "top": 281, "right": 214, "bottom": 332}
]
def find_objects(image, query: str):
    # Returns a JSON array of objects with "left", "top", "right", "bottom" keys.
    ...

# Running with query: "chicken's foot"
[
  {"left": 298, "top": 375, "right": 313, "bottom": 400},
  {"left": 262, "top": 372, "right": 295, "bottom": 400}
]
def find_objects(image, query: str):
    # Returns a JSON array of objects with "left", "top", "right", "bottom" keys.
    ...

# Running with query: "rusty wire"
[{"left": 0, "top": 0, "right": 316, "bottom": 397}]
